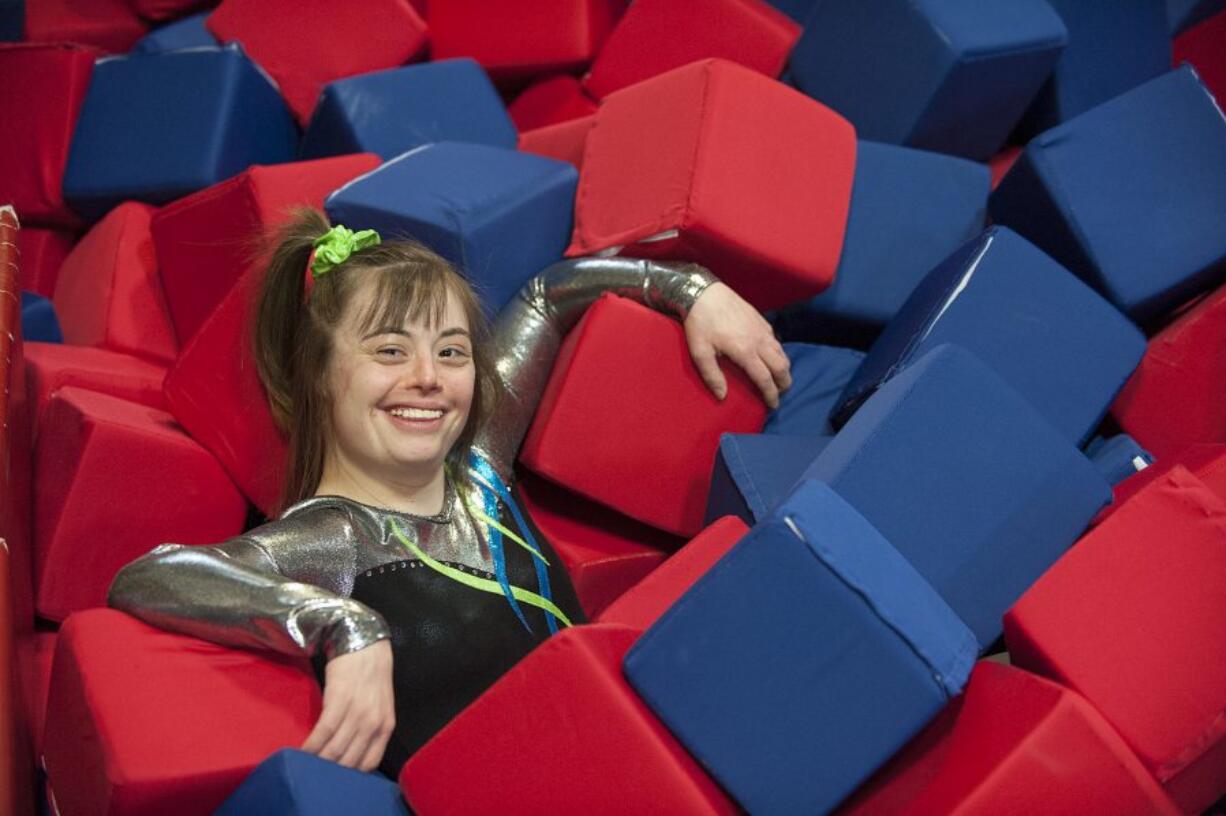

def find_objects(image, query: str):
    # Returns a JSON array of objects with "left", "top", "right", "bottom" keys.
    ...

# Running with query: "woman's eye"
[
  {"left": 376, "top": 346, "right": 405, "bottom": 358},
  {"left": 439, "top": 346, "right": 471, "bottom": 361}
]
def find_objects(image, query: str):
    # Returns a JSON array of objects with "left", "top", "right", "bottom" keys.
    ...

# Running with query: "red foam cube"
[
  {"left": 53, "top": 202, "right": 177, "bottom": 364},
  {"left": 206, "top": 0, "right": 428, "bottom": 125},
  {"left": 43, "top": 609, "right": 321, "bottom": 816},
  {"left": 517, "top": 472, "right": 677, "bottom": 619},
  {"left": 597, "top": 515, "right": 747, "bottom": 631},
  {"left": 518, "top": 114, "right": 597, "bottom": 169},
  {"left": 128, "top": 0, "right": 216, "bottom": 22},
  {"left": 1113, "top": 283, "right": 1226, "bottom": 460},
  {"left": 401, "top": 624, "right": 735, "bottom": 815},
  {"left": 1099, "top": 443, "right": 1226, "bottom": 525},
  {"left": 34, "top": 387, "right": 247, "bottom": 621},
  {"left": 152, "top": 153, "right": 381, "bottom": 345},
  {"left": 164, "top": 271, "right": 287, "bottom": 515},
  {"left": 0, "top": 44, "right": 97, "bottom": 229},
  {"left": 569, "top": 58, "right": 856, "bottom": 310},
  {"left": 430, "top": 0, "right": 625, "bottom": 82},
  {"left": 519, "top": 295, "right": 767, "bottom": 537},
  {"left": 1004, "top": 466, "right": 1226, "bottom": 814},
  {"left": 1174, "top": 11, "right": 1226, "bottom": 109},
  {"left": 508, "top": 75, "right": 600, "bottom": 131},
  {"left": 24, "top": 0, "right": 147, "bottom": 53},
  {"left": 17, "top": 228, "right": 76, "bottom": 297},
  {"left": 25, "top": 342, "right": 168, "bottom": 438},
  {"left": 582, "top": 0, "right": 798, "bottom": 100},
  {"left": 16, "top": 630, "right": 56, "bottom": 759}
]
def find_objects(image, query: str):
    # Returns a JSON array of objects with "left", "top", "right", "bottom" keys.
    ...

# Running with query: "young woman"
[{"left": 108, "top": 208, "right": 791, "bottom": 778}]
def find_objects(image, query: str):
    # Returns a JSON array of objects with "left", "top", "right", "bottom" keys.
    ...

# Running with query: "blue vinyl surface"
[
  {"left": 788, "top": 0, "right": 1067, "bottom": 159},
  {"left": 325, "top": 142, "right": 578, "bottom": 313},
  {"left": 62, "top": 45, "right": 298, "bottom": 222},
  {"left": 832, "top": 227, "right": 1145, "bottom": 445},
  {"left": 1167, "top": 0, "right": 1226, "bottom": 33},
  {"left": 991, "top": 67, "right": 1226, "bottom": 325},
  {"left": 0, "top": 0, "right": 22, "bottom": 41},
  {"left": 771, "top": 141, "right": 987, "bottom": 347},
  {"left": 762, "top": 342, "right": 864, "bottom": 436},
  {"left": 764, "top": 0, "right": 818, "bottom": 23},
  {"left": 704, "top": 432, "right": 831, "bottom": 526},
  {"left": 215, "top": 750, "right": 408, "bottom": 816},
  {"left": 1085, "top": 434, "right": 1155, "bottom": 487},
  {"left": 627, "top": 479, "right": 977, "bottom": 815},
  {"left": 299, "top": 58, "right": 517, "bottom": 162},
  {"left": 21, "top": 292, "right": 61, "bottom": 344},
  {"left": 131, "top": 13, "right": 218, "bottom": 54},
  {"left": 809, "top": 344, "right": 1111, "bottom": 647},
  {"left": 1013, "top": 0, "right": 1170, "bottom": 139}
]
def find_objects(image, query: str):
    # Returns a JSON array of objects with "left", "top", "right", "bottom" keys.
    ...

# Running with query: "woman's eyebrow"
[
  {"left": 439, "top": 327, "right": 471, "bottom": 339},
  {"left": 361, "top": 327, "right": 471, "bottom": 341}
]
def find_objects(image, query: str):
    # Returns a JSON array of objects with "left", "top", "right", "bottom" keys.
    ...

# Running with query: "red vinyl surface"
[
  {"left": 517, "top": 114, "right": 597, "bottom": 169},
  {"left": 16, "top": 228, "right": 76, "bottom": 298},
  {"left": 509, "top": 75, "right": 600, "bottom": 132}
]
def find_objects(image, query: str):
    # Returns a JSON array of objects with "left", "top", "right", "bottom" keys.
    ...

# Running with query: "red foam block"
[
  {"left": 1004, "top": 466, "right": 1226, "bottom": 814},
  {"left": 431, "top": 0, "right": 625, "bottom": 82},
  {"left": 24, "top": 342, "right": 168, "bottom": 438},
  {"left": 43, "top": 609, "right": 321, "bottom": 816},
  {"left": 24, "top": 0, "right": 147, "bottom": 53},
  {"left": 53, "top": 202, "right": 177, "bottom": 364},
  {"left": 206, "top": 0, "right": 428, "bottom": 126},
  {"left": 570, "top": 58, "right": 856, "bottom": 310},
  {"left": 989, "top": 145, "right": 1023, "bottom": 191},
  {"left": 16, "top": 630, "right": 56, "bottom": 759},
  {"left": 508, "top": 74, "right": 600, "bottom": 131},
  {"left": 152, "top": 153, "right": 381, "bottom": 345},
  {"left": 0, "top": 44, "right": 97, "bottom": 229},
  {"left": 401, "top": 623, "right": 735, "bottom": 815},
  {"left": 519, "top": 294, "right": 767, "bottom": 537},
  {"left": 1174, "top": 11, "right": 1226, "bottom": 109},
  {"left": 1099, "top": 443, "right": 1226, "bottom": 524},
  {"left": 17, "top": 228, "right": 76, "bottom": 298},
  {"left": 518, "top": 114, "right": 597, "bottom": 169},
  {"left": 164, "top": 270, "right": 287, "bottom": 515},
  {"left": 517, "top": 472, "right": 677, "bottom": 619},
  {"left": 582, "top": 0, "right": 799, "bottom": 99},
  {"left": 33, "top": 387, "right": 247, "bottom": 621},
  {"left": 128, "top": 0, "right": 217, "bottom": 22},
  {"left": 597, "top": 515, "right": 747, "bottom": 631},
  {"left": 1113, "top": 283, "right": 1226, "bottom": 460}
]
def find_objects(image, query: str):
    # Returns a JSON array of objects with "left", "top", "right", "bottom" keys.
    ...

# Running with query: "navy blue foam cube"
[
  {"left": 1014, "top": 0, "right": 1171, "bottom": 139},
  {"left": 0, "top": 0, "right": 22, "bottom": 41},
  {"left": 832, "top": 227, "right": 1145, "bottom": 445},
  {"left": 215, "top": 750, "right": 408, "bottom": 816},
  {"left": 626, "top": 479, "right": 978, "bottom": 816},
  {"left": 1167, "top": 0, "right": 1226, "bottom": 33},
  {"left": 299, "top": 58, "right": 517, "bottom": 162},
  {"left": 63, "top": 45, "right": 298, "bottom": 221},
  {"left": 788, "top": 0, "right": 1067, "bottom": 160},
  {"left": 21, "top": 292, "right": 61, "bottom": 344},
  {"left": 764, "top": 0, "right": 818, "bottom": 23},
  {"left": 991, "top": 67, "right": 1226, "bottom": 325},
  {"left": 771, "top": 141, "right": 988, "bottom": 347},
  {"left": 808, "top": 344, "right": 1111, "bottom": 647},
  {"left": 325, "top": 143, "right": 578, "bottom": 313},
  {"left": 762, "top": 342, "right": 863, "bottom": 436},
  {"left": 131, "top": 13, "right": 218, "bottom": 55},
  {"left": 704, "top": 432, "right": 831, "bottom": 526},
  {"left": 1085, "top": 434, "right": 1155, "bottom": 486}
]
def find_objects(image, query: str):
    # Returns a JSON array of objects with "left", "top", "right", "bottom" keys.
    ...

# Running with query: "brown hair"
[{"left": 253, "top": 207, "right": 499, "bottom": 512}]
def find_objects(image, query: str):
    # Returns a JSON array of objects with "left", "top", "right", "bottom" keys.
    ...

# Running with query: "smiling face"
[{"left": 322, "top": 278, "right": 476, "bottom": 493}]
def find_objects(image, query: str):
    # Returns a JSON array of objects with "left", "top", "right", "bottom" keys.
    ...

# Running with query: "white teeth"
[{"left": 388, "top": 407, "right": 443, "bottom": 420}]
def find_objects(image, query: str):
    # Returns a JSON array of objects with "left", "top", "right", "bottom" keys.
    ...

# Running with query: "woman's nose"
[{"left": 404, "top": 350, "right": 440, "bottom": 390}]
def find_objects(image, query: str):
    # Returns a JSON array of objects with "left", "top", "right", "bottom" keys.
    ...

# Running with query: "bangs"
[{"left": 351, "top": 260, "right": 457, "bottom": 337}]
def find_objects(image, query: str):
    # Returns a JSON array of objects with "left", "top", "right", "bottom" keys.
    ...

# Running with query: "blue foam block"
[
  {"left": 1168, "top": 0, "right": 1226, "bottom": 33},
  {"left": 764, "top": 0, "right": 818, "bottom": 23},
  {"left": 0, "top": 0, "right": 22, "bottom": 41},
  {"left": 990, "top": 66, "right": 1226, "bottom": 325},
  {"left": 131, "top": 13, "right": 218, "bottom": 55},
  {"left": 788, "top": 0, "right": 1067, "bottom": 160},
  {"left": 63, "top": 45, "right": 298, "bottom": 222},
  {"left": 21, "top": 292, "right": 61, "bottom": 344},
  {"left": 214, "top": 750, "right": 408, "bottom": 816},
  {"left": 325, "top": 143, "right": 577, "bottom": 313},
  {"left": 832, "top": 227, "right": 1146, "bottom": 446},
  {"left": 626, "top": 479, "right": 978, "bottom": 816},
  {"left": 1014, "top": 0, "right": 1171, "bottom": 139},
  {"left": 300, "top": 58, "right": 517, "bottom": 162},
  {"left": 809, "top": 344, "right": 1111, "bottom": 647},
  {"left": 771, "top": 141, "right": 988, "bottom": 346},
  {"left": 762, "top": 342, "right": 864, "bottom": 436},
  {"left": 704, "top": 433, "right": 831, "bottom": 526},
  {"left": 1085, "top": 434, "right": 1155, "bottom": 486}
]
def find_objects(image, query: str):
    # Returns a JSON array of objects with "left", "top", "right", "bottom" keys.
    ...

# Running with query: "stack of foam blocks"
[{"left": 1, "top": 0, "right": 1224, "bottom": 813}]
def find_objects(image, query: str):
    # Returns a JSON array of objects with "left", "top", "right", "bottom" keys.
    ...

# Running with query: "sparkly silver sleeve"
[
  {"left": 107, "top": 504, "right": 391, "bottom": 660},
  {"left": 475, "top": 257, "right": 718, "bottom": 480}
]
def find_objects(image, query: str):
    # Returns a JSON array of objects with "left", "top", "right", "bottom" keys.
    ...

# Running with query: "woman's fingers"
[
  {"left": 689, "top": 340, "right": 728, "bottom": 401},
  {"left": 739, "top": 353, "right": 780, "bottom": 410},
  {"left": 764, "top": 340, "right": 792, "bottom": 392},
  {"left": 301, "top": 689, "right": 347, "bottom": 755}
]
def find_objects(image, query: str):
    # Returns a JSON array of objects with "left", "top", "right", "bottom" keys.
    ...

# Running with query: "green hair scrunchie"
[{"left": 310, "top": 224, "right": 382, "bottom": 278}]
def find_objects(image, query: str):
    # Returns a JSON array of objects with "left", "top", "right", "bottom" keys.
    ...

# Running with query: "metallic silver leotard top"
[{"left": 107, "top": 258, "right": 715, "bottom": 661}]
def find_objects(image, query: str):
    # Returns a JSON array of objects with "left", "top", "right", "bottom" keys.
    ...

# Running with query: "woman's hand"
[
  {"left": 301, "top": 639, "right": 395, "bottom": 772},
  {"left": 684, "top": 282, "right": 792, "bottom": 409}
]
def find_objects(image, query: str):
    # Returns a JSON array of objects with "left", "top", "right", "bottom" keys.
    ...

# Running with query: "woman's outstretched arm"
[{"left": 475, "top": 257, "right": 791, "bottom": 482}]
